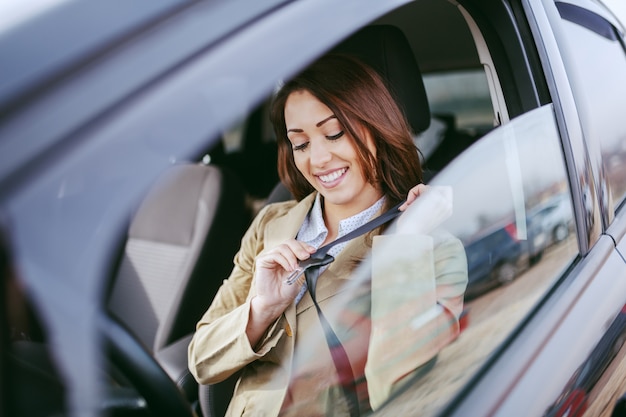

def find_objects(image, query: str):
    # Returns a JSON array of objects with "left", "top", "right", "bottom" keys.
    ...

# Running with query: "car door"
[{"left": 426, "top": 0, "right": 626, "bottom": 416}]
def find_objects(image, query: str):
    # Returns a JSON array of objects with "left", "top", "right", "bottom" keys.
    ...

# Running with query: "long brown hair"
[{"left": 270, "top": 54, "right": 423, "bottom": 210}]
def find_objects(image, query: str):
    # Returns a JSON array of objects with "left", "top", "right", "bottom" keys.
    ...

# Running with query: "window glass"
[
  {"left": 553, "top": 3, "right": 626, "bottom": 212},
  {"left": 368, "top": 104, "right": 578, "bottom": 415},
  {"left": 418, "top": 69, "right": 496, "bottom": 171},
  {"left": 221, "top": 118, "right": 246, "bottom": 153},
  {"left": 423, "top": 70, "right": 495, "bottom": 137}
]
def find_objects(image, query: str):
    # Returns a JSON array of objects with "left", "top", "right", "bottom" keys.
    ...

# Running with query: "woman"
[{"left": 188, "top": 54, "right": 468, "bottom": 416}]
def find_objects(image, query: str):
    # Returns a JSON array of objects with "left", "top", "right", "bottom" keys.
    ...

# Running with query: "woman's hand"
[
  {"left": 399, "top": 183, "right": 429, "bottom": 212},
  {"left": 254, "top": 239, "right": 316, "bottom": 309},
  {"left": 396, "top": 184, "right": 453, "bottom": 234},
  {"left": 246, "top": 239, "right": 316, "bottom": 348}
]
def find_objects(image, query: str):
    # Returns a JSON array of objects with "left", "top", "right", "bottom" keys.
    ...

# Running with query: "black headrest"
[{"left": 331, "top": 25, "right": 431, "bottom": 134}]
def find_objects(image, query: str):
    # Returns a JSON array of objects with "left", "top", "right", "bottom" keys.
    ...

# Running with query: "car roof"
[{"left": 0, "top": 0, "right": 292, "bottom": 115}]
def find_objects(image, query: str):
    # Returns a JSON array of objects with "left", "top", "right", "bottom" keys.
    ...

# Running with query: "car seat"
[
  {"left": 198, "top": 24, "right": 432, "bottom": 417},
  {"left": 107, "top": 162, "right": 250, "bottom": 404}
]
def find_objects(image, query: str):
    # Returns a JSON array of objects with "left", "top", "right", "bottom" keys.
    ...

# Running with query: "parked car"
[
  {"left": 531, "top": 193, "right": 575, "bottom": 247},
  {"left": 2, "top": 0, "right": 626, "bottom": 417},
  {"left": 463, "top": 215, "right": 546, "bottom": 299}
]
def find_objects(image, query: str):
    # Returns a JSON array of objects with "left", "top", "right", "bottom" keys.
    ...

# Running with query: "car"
[
  {"left": 2, "top": 0, "right": 626, "bottom": 417},
  {"left": 463, "top": 203, "right": 550, "bottom": 300},
  {"left": 531, "top": 192, "right": 575, "bottom": 247},
  {"left": 463, "top": 216, "right": 545, "bottom": 299},
  {"left": 465, "top": 221, "right": 525, "bottom": 292}
]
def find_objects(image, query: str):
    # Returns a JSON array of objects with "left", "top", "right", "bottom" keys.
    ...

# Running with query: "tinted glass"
[
  {"left": 553, "top": 2, "right": 626, "bottom": 212},
  {"left": 198, "top": 2, "right": 582, "bottom": 413},
  {"left": 423, "top": 70, "right": 495, "bottom": 137},
  {"left": 369, "top": 104, "right": 578, "bottom": 415},
  {"left": 3, "top": 0, "right": 596, "bottom": 415}
]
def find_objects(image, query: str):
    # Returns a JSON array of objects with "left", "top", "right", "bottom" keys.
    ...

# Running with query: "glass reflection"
[{"left": 372, "top": 104, "right": 578, "bottom": 416}]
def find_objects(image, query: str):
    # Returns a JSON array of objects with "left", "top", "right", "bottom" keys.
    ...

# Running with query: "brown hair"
[{"left": 270, "top": 54, "right": 423, "bottom": 210}]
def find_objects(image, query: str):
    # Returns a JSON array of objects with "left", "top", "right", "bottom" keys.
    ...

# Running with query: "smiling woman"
[
  {"left": 187, "top": 53, "right": 468, "bottom": 417},
  {"left": 3, "top": 0, "right": 626, "bottom": 416},
  {"left": 283, "top": 89, "right": 381, "bottom": 223},
  {"left": 272, "top": 54, "right": 424, "bottom": 209},
  {"left": 284, "top": 97, "right": 379, "bottom": 235}
]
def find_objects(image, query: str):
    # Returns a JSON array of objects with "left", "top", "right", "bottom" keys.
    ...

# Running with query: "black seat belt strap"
[{"left": 303, "top": 200, "right": 404, "bottom": 417}]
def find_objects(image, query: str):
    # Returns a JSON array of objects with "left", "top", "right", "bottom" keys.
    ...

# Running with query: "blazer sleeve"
[
  {"left": 365, "top": 230, "right": 468, "bottom": 410},
  {"left": 187, "top": 204, "right": 288, "bottom": 385}
]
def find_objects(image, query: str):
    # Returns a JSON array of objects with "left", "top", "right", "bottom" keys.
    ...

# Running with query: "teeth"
[{"left": 319, "top": 168, "right": 347, "bottom": 183}]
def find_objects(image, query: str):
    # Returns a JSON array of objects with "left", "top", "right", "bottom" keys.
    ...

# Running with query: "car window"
[
  {"left": 422, "top": 70, "right": 495, "bottom": 138},
  {"left": 418, "top": 69, "right": 496, "bottom": 173},
  {"left": 315, "top": 104, "right": 577, "bottom": 416},
  {"left": 189, "top": 2, "right": 583, "bottom": 412},
  {"left": 120, "top": 1, "right": 582, "bottom": 415},
  {"left": 550, "top": 1, "right": 626, "bottom": 215},
  {"left": 8, "top": 0, "right": 622, "bottom": 415}
]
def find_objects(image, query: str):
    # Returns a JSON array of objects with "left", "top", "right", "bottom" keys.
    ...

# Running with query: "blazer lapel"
[
  {"left": 268, "top": 194, "right": 317, "bottom": 336},
  {"left": 295, "top": 235, "right": 372, "bottom": 314},
  {"left": 264, "top": 193, "right": 315, "bottom": 250},
  {"left": 277, "top": 195, "right": 382, "bottom": 330}
]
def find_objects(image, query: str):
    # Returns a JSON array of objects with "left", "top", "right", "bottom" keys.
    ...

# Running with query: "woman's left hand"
[
  {"left": 396, "top": 183, "right": 453, "bottom": 234},
  {"left": 399, "top": 183, "right": 429, "bottom": 211}
]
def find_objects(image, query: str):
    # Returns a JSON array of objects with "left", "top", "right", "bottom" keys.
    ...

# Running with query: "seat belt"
[
  {"left": 285, "top": 200, "right": 405, "bottom": 285},
  {"left": 301, "top": 201, "right": 404, "bottom": 417}
]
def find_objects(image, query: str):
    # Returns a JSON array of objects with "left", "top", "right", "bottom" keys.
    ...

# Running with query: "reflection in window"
[
  {"left": 554, "top": 8, "right": 626, "bottom": 212},
  {"left": 423, "top": 70, "right": 494, "bottom": 137},
  {"left": 418, "top": 70, "right": 495, "bottom": 174},
  {"left": 374, "top": 104, "right": 578, "bottom": 416}
]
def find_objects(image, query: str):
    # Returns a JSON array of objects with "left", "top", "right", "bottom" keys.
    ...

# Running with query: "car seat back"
[
  {"left": 332, "top": 24, "right": 430, "bottom": 135},
  {"left": 108, "top": 163, "right": 250, "bottom": 352}
]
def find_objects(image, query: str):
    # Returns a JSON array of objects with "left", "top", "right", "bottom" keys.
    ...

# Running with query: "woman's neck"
[{"left": 321, "top": 191, "right": 383, "bottom": 243}]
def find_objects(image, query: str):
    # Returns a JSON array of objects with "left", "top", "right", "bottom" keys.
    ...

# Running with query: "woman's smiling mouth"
[{"left": 317, "top": 167, "right": 348, "bottom": 184}]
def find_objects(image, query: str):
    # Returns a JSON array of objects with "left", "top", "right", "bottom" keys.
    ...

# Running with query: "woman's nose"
[{"left": 309, "top": 138, "right": 332, "bottom": 166}]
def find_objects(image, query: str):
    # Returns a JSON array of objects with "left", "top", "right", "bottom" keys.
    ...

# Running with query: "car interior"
[
  {"left": 7, "top": 0, "right": 610, "bottom": 416},
  {"left": 210, "top": 0, "right": 496, "bottom": 211},
  {"left": 196, "top": 21, "right": 437, "bottom": 417},
  {"left": 4, "top": 0, "right": 515, "bottom": 415},
  {"left": 140, "top": 2, "right": 522, "bottom": 414}
]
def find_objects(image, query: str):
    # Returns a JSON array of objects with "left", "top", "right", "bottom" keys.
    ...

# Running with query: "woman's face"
[{"left": 284, "top": 89, "right": 382, "bottom": 216}]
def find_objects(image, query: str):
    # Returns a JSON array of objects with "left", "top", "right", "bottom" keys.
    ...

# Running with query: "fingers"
[
  {"left": 256, "top": 240, "right": 316, "bottom": 274},
  {"left": 399, "top": 183, "right": 429, "bottom": 211},
  {"left": 396, "top": 185, "right": 454, "bottom": 234}
]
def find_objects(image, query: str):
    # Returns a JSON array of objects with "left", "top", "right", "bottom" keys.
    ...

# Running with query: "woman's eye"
[
  {"left": 326, "top": 131, "right": 344, "bottom": 140},
  {"left": 293, "top": 142, "right": 309, "bottom": 152}
]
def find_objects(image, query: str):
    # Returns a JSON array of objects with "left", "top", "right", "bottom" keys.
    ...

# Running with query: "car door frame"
[{"left": 438, "top": 0, "right": 626, "bottom": 415}]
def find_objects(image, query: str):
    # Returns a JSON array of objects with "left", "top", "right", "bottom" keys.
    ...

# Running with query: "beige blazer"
[{"left": 188, "top": 193, "right": 468, "bottom": 417}]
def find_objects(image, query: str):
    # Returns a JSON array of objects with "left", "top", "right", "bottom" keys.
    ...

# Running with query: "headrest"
[{"left": 331, "top": 25, "right": 431, "bottom": 134}]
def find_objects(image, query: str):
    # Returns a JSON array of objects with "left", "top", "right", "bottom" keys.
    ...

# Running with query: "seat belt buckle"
[{"left": 284, "top": 254, "right": 335, "bottom": 285}]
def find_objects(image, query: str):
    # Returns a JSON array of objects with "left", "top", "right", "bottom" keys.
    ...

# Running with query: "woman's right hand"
[
  {"left": 246, "top": 240, "right": 316, "bottom": 348},
  {"left": 253, "top": 239, "right": 316, "bottom": 310}
]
